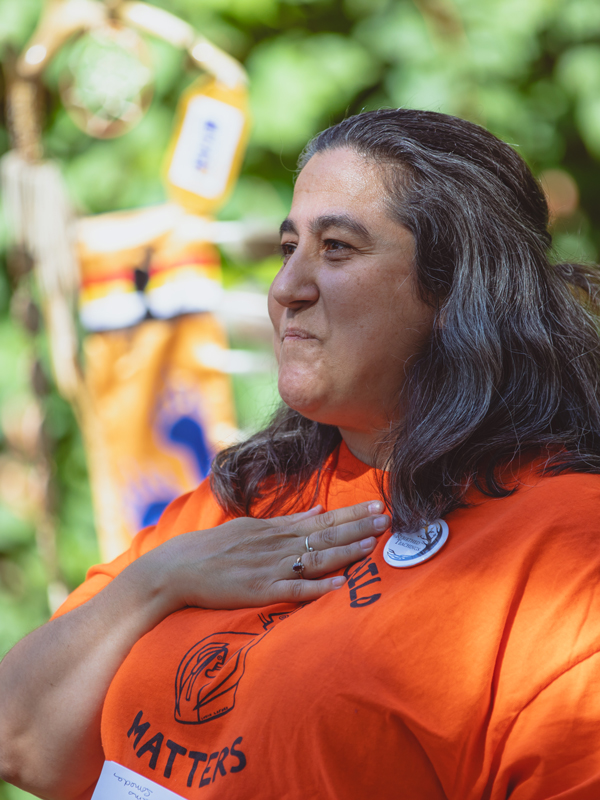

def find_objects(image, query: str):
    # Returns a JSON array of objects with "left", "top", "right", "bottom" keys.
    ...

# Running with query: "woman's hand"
[{"left": 144, "top": 500, "right": 391, "bottom": 612}]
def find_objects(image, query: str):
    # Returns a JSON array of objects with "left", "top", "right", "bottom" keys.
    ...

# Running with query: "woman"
[{"left": 2, "top": 109, "right": 600, "bottom": 800}]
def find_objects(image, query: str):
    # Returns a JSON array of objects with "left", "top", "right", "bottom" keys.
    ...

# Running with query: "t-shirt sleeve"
[
  {"left": 52, "top": 478, "right": 232, "bottom": 619},
  {"left": 491, "top": 650, "right": 600, "bottom": 799}
]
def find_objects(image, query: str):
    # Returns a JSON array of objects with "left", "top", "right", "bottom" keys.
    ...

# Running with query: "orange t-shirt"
[{"left": 55, "top": 443, "right": 600, "bottom": 799}]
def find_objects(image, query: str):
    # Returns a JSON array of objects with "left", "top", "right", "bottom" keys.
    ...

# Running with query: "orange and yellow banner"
[{"left": 77, "top": 206, "right": 237, "bottom": 561}]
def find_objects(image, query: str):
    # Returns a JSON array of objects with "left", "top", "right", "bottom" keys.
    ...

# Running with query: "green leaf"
[
  {"left": 550, "top": 0, "right": 600, "bottom": 42},
  {"left": 0, "top": 506, "right": 34, "bottom": 554},
  {"left": 354, "top": 3, "right": 433, "bottom": 66},
  {"left": 556, "top": 44, "right": 600, "bottom": 97},
  {"left": 0, "top": 0, "right": 42, "bottom": 56},
  {"left": 575, "top": 94, "right": 600, "bottom": 159},
  {"left": 248, "top": 33, "right": 378, "bottom": 152}
]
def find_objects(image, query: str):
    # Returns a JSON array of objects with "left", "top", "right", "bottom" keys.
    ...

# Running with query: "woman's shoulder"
[
  {"left": 467, "top": 454, "right": 600, "bottom": 514},
  {"left": 501, "top": 462, "right": 600, "bottom": 518},
  {"left": 138, "top": 476, "right": 233, "bottom": 550},
  {"left": 458, "top": 462, "right": 600, "bottom": 571},
  {"left": 52, "top": 477, "right": 232, "bottom": 619}
]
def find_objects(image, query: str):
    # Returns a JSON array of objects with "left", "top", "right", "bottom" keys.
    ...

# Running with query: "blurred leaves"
[
  {"left": 248, "top": 32, "right": 378, "bottom": 152},
  {"left": 0, "top": 0, "right": 41, "bottom": 54}
]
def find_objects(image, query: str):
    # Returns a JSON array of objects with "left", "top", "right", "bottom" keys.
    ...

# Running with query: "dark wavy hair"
[{"left": 211, "top": 108, "right": 600, "bottom": 530}]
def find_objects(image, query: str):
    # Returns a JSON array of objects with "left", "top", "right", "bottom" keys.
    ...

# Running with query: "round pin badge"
[{"left": 383, "top": 520, "right": 449, "bottom": 568}]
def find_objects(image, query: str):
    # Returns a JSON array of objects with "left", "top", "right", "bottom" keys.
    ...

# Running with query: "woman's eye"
[
  {"left": 279, "top": 239, "right": 352, "bottom": 262},
  {"left": 324, "top": 239, "right": 352, "bottom": 255},
  {"left": 280, "top": 242, "right": 296, "bottom": 260}
]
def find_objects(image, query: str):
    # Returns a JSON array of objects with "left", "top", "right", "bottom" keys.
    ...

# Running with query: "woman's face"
[{"left": 268, "top": 147, "right": 434, "bottom": 441}]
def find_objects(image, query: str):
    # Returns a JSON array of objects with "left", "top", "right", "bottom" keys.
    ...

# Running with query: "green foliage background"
[{"left": 1, "top": 0, "right": 600, "bottom": 795}]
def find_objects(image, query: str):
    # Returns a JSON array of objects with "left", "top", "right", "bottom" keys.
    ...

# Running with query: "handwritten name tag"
[{"left": 92, "top": 761, "right": 185, "bottom": 800}]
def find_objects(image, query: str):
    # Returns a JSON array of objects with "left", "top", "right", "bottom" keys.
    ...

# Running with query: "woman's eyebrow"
[
  {"left": 309, "top": 214, "right": 373, "bottom": 242},
  {"left": 279, "top": 214, "right": 373, "bottom": 243},
  {"left": 279, "top": 218, "right": 298, "bottom": 237}
]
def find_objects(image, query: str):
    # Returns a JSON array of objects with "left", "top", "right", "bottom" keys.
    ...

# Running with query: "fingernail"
[
  {"left": 368, "top": 501, "right": 383, "bottom": 513},
  {"left": 300, "top": 505, "right": 321, "bottom": 517},
  {"left": 332, "top": 576, "right": 346, "bottom": 588},
  {"left": 373, "top": 515, "right": 388, "bottom": 531},
  {"left": 360, "top": 536, "right": 376, "bottom": 549}
]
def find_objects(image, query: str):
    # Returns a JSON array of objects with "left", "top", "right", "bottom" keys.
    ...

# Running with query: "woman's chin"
[
  {"left": 278, "top": 378, "right": 326, "bottom": 419},
  {"left": 278, "top": 388, "right": 353, "bottom": 429}
]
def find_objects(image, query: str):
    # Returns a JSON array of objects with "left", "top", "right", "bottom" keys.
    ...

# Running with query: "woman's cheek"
[{"left": 272, "top": 335, "right": 281, "bottom": 364}]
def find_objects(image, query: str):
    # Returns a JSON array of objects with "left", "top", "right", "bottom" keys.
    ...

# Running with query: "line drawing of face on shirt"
[
  {"left": 173, "top": 606, "right": 309, "bottom": 725},
  {"left": 174, "top": 631, "right": 265, "bottom": 725}
]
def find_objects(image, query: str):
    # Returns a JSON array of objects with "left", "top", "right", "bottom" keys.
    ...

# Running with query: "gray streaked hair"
[{"left": 212, "top": 109, "right": 600, "bottom": 530}]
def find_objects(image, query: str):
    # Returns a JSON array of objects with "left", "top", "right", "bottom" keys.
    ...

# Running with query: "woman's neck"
[{"left": 338, "top": 427, "right": 392, "bottom": 469}]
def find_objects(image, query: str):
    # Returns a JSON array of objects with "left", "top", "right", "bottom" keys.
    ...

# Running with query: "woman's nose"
[{"left": 269, "top": 249, "right": 319, "bottom": 310}]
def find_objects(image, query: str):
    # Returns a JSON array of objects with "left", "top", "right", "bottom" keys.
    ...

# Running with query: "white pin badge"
[{"left": 383, "top": 520, "right": 449, "bottom": 568}]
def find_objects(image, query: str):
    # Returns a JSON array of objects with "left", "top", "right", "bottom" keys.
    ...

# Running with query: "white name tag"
[
  {"left": 168, "top": 95, "right": 244, "bottom": 200},
  {"left": 92, "top": 761, "right": 185, "bottom": 800}
]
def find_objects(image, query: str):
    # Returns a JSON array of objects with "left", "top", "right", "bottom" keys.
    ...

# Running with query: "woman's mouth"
[{"left": 282, "top": 328, "right": 317, "bottom": 341}]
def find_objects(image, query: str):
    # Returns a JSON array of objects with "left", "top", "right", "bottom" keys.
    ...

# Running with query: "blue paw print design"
[
  {"left": 137, "top": 388, "right": 214, "bottom": 528},
  {"left": 167, "top": 414, "right": 212, "bottom": 479}
]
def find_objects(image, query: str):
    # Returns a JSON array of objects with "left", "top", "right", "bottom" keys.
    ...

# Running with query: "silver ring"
[
  {"left": 292, "top": 556, "right": 305, "bottom": 577},
  {"left": 305, "top": 536, "right": 314, "bottom": 553}
]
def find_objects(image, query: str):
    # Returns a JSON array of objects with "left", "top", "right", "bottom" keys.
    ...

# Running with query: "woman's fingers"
[
  {"left": 298, "top": 499, "right": 384, "bottom": 533},
  {"left": 162, "top": 500, "right": 390, "bottom": 610},
  {"left": 285, "top": 535, "right": 379, "bottom": 580},
  {"left": 268, "top": 574, "right": 348, "bottom": 604},
  {"left": 309, "top": 514, "right": 389, "bottom": 550},
  {"left": 271, "top": 500, "right": 380, "bottom": 533},
  {"left": 276, "top": 505, "right": 324, "bottom": 525},
  {"left": 291, "top": 500, "right": 390, "bottom": 552}
]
